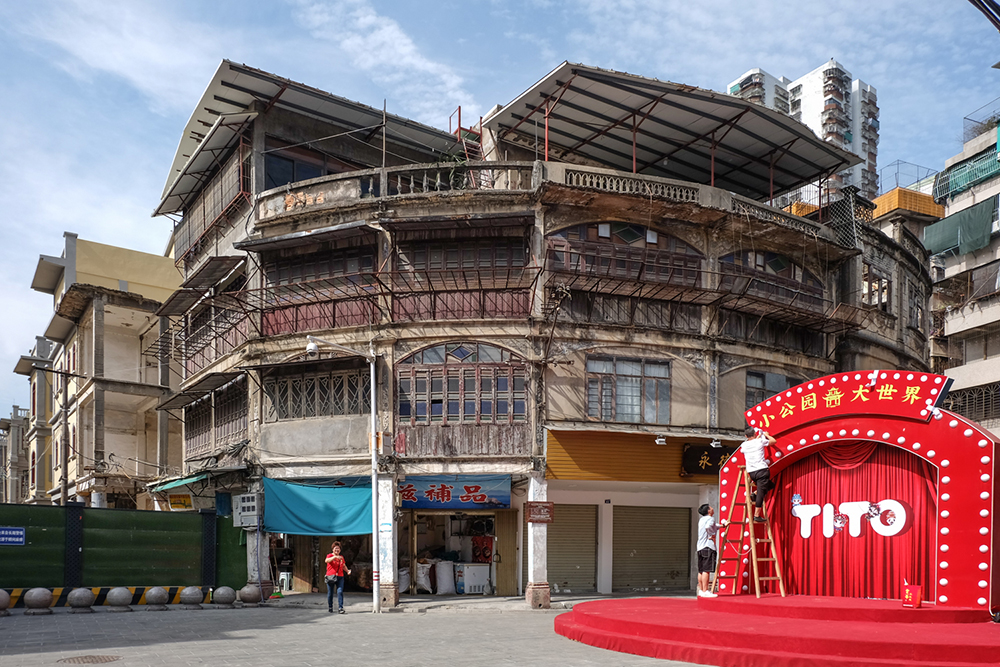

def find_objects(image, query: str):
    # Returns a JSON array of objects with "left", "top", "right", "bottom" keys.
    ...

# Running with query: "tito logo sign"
[{"left": 790, "top": 499, "right": 907, "bottom": 539}]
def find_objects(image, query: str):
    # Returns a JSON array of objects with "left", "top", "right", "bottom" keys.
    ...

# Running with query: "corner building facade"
[{"left": 152, "top": 61, "right": 929, "bottom": 607}]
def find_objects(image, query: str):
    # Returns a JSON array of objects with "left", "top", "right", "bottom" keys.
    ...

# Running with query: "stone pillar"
[
  {"left": 525, "top": 471, "right": 550, "bottom": 609},
  {"left": 377, "top": 473, "right": 398, "bottom": 607},
  {"left": 90, "top": 492, "right": 106, "bottom": 508}
]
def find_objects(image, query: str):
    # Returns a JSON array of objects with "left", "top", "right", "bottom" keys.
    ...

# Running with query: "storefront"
[
  {"left": 396, "top": 475, "right": 520, "bottom": 596},
  {"left": 543, "top": 430, "right": 720, "bottom": 594}
]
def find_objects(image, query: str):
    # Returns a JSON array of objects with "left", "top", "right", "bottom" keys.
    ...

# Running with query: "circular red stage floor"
[{"left": 554, "top": 595, "right": 1000, "bottom": 666}]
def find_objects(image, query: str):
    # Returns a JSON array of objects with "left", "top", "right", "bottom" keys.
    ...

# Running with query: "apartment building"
[
  {"left": 13, "top": 233, "right": 183, "bottom": 507},
  {"left": 924, "top": 99, "right": 1000, "bottom": 436},
  {"left": 728, "top": 59, "right": 880, "bottom": 201}
]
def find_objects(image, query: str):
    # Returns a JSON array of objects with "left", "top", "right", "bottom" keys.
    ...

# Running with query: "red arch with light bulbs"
[{"left": 718, "top": 370, "right": 1000, "bottom": 612}]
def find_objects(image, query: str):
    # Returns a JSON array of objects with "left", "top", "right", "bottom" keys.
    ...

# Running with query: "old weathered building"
[
  {"left": 150, "top": 61, "right": 930, "bottom": 607},
  {"left": 14, "top": 233, "right": 183, "bottom": 508}
]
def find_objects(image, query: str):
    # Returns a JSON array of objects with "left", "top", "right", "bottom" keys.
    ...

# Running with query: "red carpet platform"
[{"left": 553, "top": 596, "right": 1000, "bottom": 667}]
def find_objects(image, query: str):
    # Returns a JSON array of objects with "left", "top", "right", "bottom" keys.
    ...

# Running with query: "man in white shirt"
[
  {"left": 741, "top": 426, "right": 777, "bottom": 523},
  {"left": 696, "top": 503, "right": 719, "bottom": 597}
]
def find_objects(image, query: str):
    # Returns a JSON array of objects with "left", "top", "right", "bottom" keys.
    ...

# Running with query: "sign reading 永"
[{"left": 0, "top": 527, "right": 26, "bottom": 546}]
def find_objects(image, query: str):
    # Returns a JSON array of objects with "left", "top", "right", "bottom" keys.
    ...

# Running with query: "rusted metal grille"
[{"left": 57, "top": 657, "right": 122, "bottom": 665}]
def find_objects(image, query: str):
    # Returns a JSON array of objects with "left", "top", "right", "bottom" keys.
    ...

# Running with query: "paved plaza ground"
[{"left": 0, "top": 594, "right": 701, "bottom": 667}]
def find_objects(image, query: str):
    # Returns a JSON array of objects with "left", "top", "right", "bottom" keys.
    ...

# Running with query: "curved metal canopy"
[
  {"left": 484, "top": 62, "right": 862, "bottom": 201},
  {"left": 156, "top": 60, "right": 461, "bottom": 217}
]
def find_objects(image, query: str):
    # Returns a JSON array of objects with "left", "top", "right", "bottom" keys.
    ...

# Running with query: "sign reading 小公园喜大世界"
[
  {"left": 745, "top": 370, "right": 952, "bottom": 436},
  {"left": 0, "top": 527, "right": 26, "bottom": 546},
  {"left": 398, "top": 475, "right": 510, "bottom": 509}
]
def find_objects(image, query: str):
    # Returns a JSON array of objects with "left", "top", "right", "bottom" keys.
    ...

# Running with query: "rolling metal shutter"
[
  {"left": 521, "top": 504, "right": 598, "bottom": 593},
  {"left": 612, "top": 506, "right": 690, "bottom": 592}
]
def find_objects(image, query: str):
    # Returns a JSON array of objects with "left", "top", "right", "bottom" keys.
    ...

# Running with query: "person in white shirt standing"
[
  {"left": 740, "top": 426, "right": 777, "bottom": 523},
  {"left": 696, "top": 503, "right": 719, "bottom": 597}
]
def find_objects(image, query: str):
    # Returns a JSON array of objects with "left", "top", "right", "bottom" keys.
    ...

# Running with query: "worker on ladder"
[{"left": 740, "top": 426, "right": 777, "bottom": 523}]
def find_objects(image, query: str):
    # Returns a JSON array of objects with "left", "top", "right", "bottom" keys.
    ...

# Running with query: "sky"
[{"left": 0, "top": 0, "right": 997, "bottom": 411}]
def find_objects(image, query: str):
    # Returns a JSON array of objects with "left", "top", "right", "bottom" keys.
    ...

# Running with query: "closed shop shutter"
[
  {"left": 521, "top": 504, "right": 598, "bottom": 593},
  {"left": 612, "top": 506, "right": 689, "bottom": 592}
]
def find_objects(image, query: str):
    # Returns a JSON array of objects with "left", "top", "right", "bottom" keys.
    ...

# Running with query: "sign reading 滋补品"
[
  {"left": 397, "top": 475, "right": 511, "bottom": 509},
  {"left": 0, "top": 527, "right": 26, "bottom": 546}
]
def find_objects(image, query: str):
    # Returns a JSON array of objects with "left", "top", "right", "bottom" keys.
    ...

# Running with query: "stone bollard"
[
  {"left": 179, "top": 586, "right": 204, "bottom": 610},
  {"left": 106, "top": 587, "right": 133, "bottom": 612},
  {"left": 0, "top": 589, "right": 10, "bottom": 617},
  {"left": 238, "top": 584, "right": 263, "bottom": 607},
  {"left": 67, "top": 588, "right": 96, "bottom": 614},
  {"left": 212, "top": 586, "right": 237, "bottom": 609},
  {"left": 23, "top": 588, "right": 53, "bottom": 616},
  {"left": 144, "top": 586, "right": 169, "bottom": 611}
]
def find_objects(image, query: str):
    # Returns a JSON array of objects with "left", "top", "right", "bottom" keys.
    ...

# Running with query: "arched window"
[
  {"left": 71, "top": 426, "right": 77, "bottom": 458},
  {"left": 718, "top": 250, "right": 824, "bottom": 312},
  {"left": 397, "top": 343, "right": 527, "bottom": 426},
  {"left": 548, "top": 223, "right": 702, "bottom": 286}
]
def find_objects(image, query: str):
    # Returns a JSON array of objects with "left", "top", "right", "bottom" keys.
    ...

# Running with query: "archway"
[{"left": 719, "top": 370, "right": 999, "bottom": 611}]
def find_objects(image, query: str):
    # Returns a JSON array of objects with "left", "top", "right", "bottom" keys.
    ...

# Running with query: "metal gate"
[
  {"left": 522, "top": 504, "right": 598, "bottom": 593},
  {"left": 611, "top": 506, "right": 689, "bottom": 591}
]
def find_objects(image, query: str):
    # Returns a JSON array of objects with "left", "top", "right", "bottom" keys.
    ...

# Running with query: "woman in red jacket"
[{"left": 325, "top": 541, "right": 352, "bottom": 614}]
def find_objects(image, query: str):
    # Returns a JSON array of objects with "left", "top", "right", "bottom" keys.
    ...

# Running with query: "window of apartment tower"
[
  {"left": 586, "top": 356, "right": 670, "bottom": 424},
  {"left": 862, "top": 262, "right": 892, "bottom": 313},
  {"left": 746, "top": 371, "right": 800, "bottom": 410},
  {"left": 30, "top": 452, "right": 36, "bottom": 487},
  {"left": 397, "top": 343, "right": 527, "bottom": 426}
]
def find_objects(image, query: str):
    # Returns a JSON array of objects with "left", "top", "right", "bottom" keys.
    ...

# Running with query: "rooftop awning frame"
[{"left": 486, "top": 62, "right": 861, "bottom": 203}]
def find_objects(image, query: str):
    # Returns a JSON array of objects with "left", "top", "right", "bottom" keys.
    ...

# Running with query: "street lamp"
[{"left": 305, "top": 335, "right": 381, "bottom": 613}]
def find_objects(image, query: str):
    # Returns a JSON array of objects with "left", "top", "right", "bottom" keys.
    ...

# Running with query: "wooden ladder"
[{"left": 711, "top": 465, "right": 786, "bottom": 598}]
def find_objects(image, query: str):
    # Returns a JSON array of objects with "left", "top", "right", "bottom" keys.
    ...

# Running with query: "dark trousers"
[
  {"left": 326, "top": 576, "right": 344, "bottom": 609},
  {"left": 749, "top": 468, "right": 772, "bottom": 509}
]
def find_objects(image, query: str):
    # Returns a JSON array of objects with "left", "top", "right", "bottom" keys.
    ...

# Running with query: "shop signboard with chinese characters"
[
  {"left": 525, "top": 501, "right": 554, "bottom": 523},
  {"left": 397, "top": 475, "right": 510, "bottom": 510},
  {"left": 681, "top": 444, "right": 737, "bottom": 476}
]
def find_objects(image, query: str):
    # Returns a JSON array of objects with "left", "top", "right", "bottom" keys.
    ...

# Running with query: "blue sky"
[{"left": 0, "top": 0, "right": 997, "bottom": 411}]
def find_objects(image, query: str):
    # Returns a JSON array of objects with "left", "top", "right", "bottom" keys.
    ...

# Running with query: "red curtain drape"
[{"left": 770, "top": 442, "right": 937, "bottom": 600}]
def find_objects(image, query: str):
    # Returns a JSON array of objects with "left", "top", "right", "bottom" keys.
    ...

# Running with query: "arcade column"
[{"left": 525, "top": 471, "right": 550, "bottom": 609}]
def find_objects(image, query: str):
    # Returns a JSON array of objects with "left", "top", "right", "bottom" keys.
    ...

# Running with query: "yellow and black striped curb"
[{"left": 2, "top": 586, "right": 211, "bottom": 607}]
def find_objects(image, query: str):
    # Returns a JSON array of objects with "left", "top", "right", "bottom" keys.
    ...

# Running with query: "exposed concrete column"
[
  {"left": 377, "top": 473, "right": 398, "bottom": 607},
  {"left": 93, "top": 389, "right": 105, "bottom": 464},
  {"left": 245, "top": 479, "right": 273, "bottom": 599},
  {"left": 90, "top": 492, "right": 106, "bottom": 508},
  {"left": 525, "top": 471, "right": 550, "bottom": 609},
  {"left": 92, "top": 297, "right": 105, "bottom": 378},
  {"left": 708, "top": 351, "right": 719, "bottom": 430},
  {"left": 157, "top": 316, "right": 170, "bottom": 473}
]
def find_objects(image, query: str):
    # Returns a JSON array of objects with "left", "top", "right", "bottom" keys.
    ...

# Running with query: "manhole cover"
[{"left": 57, "top": 657, "right": 122, "bottom": 664}]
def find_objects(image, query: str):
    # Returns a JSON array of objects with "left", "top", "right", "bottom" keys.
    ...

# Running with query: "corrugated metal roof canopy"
[
  {"left": 180, "top": 256, "right": 246, "bottom": 289},
  {"left": 156, "top": 60, "right": 462, "bottom": 216},
  {"left": 484, "top": 62, "right": 862, "bottom": 202}
]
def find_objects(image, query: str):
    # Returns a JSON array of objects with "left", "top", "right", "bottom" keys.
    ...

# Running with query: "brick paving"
[{"left": 0, "top": 597, "right": 701, "bottom": 667}]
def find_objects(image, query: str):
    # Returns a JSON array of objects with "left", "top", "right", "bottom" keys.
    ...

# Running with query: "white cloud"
[{"left": 287, "top": 0, "right": 478, "bottom": 125}]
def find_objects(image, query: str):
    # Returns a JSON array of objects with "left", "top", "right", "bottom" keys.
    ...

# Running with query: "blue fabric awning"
[{"left": 262, "top": 477, "right": 372, "bottom": 536}]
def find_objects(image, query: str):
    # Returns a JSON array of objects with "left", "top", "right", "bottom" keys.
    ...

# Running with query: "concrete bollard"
[
  {"left": 106, "top": 587, "right": 133, "bottom": 612},
  {"left": 212, "top": 586, "right": 237, "bottom": 609},
  {"left": 145, "top": 586, "right": 169, "bottom": 611},
  {"left": 0, "top": 589, "right": 10, "bottom": 617},
  {"left": 67, "top": 588, "right": 96, "bottom": 614},
  {"left": 238, "top": 584, "right": 263, "bottom": 607},
  {"left": 23, "top": 588, "right": 53, "bottom": 616},
  {"left": 179, "top": 586, "right": 204, "bottom": 610}
]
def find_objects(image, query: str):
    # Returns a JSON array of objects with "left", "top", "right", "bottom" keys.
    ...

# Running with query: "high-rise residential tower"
[{"left": 728, "top": 59, "right": 879, "bottom": 201}]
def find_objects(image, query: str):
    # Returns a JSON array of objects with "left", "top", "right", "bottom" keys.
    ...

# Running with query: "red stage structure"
[
  {"left": 555, "top": 370, "right": 1000, "bottom": 665},
  {"left": 734, "top": 370, "right": 999, "bottom": 610}
]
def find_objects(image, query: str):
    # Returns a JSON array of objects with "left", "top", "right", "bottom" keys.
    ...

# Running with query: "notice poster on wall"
[{"left": 168, "top": 493, "right": 194, "bottom": 510}]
